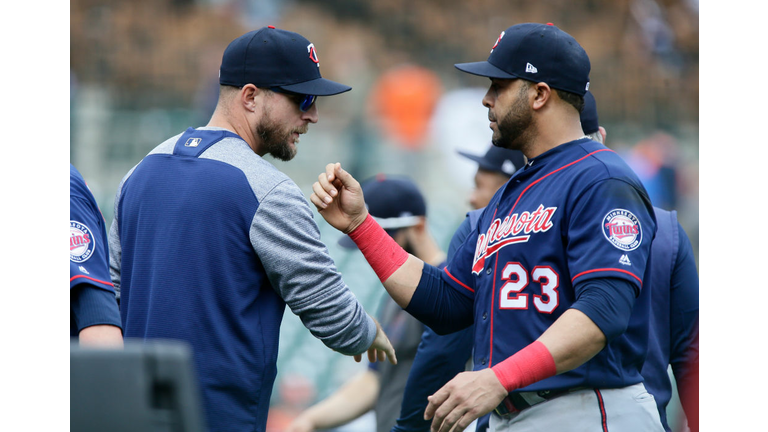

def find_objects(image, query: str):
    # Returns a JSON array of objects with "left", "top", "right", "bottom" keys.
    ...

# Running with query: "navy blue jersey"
[
  {"left": 443, "top": 139, "right": 656, "bottom": 391},
  {"left": 109, "top": 128, "right": 376, "bottom": 432},
  {"left": 396, "top": 207, "right": 696, "bottom": 432},
  {"left": 70, "top": 164, "right": 120, "bottom": 336}
]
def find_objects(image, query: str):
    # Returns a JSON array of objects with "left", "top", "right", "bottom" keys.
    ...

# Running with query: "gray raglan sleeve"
[
  {"left": 250, "top": 180, "right": 377, "bottom": 356},
  {"left": 107, "top": 165, "right": 138, "bottom": 302}
]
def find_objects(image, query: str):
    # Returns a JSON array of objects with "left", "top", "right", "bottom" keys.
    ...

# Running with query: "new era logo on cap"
[{"left": 525, "top": 63, "right": 538, "bottom": 73}]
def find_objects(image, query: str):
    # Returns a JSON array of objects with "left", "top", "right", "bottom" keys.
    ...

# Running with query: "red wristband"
[
  {"left": 349, "top": 214, "right": 409, "bottom": 282},
  {"left": 491, "top": 341, "right": 557, "bottom": 392}
]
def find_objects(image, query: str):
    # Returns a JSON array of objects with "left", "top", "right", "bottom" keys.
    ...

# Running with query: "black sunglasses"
[{"left": 270, "top": 87, "right": 317, "bottom": 112}]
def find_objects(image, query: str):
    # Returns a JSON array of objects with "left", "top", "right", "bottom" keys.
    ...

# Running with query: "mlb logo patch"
[
  {"left": 602, "top": 209, "right": 642, "bottom": 251},
  {"left": 185, "top": 138, "right": 202, "bottom": 147}
]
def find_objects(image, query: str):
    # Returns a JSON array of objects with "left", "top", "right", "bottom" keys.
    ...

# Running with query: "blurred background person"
[
  {"left": 583, "top": 90, "right": 699, "bottom": 432},
  {"left": 457, "top": 145, "right": 527, "bottom": 211},
  {"left": 287, "top": 175, "right": 445, "bottom": 432},
  {"left": 393, "top": 145, "right": 524, "bottom": 432}
]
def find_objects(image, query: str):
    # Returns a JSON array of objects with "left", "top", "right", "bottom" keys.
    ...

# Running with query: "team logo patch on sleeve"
[
  {"left": 602, "top": 209, "right": 642, "bottom": 251},
  {"left": 70, "top": 220, "right": 95, "bottom": 263}
]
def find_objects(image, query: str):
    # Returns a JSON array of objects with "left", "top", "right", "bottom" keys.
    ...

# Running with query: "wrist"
[
  {"left": 345, "top": 211, "right": 370, "bottom": 234},
  {"left": 491, "top": 341, "right": 557, "bottom": 392},
  {"left": 348, "top": 214, "right": 409, "bottom": 282}
]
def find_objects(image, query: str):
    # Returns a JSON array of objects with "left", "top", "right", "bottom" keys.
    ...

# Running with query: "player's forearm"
[
  {"left": 348, "top": 215, "right": 472, "bottom": 329},
  {"left": 537, "top": 308, "right": 606, "bottom": 373},
  {"left": 79, "top": 325, "right": 124, "bottom": 348},
  {"left": 381, "top": 256, "right": 424, "bottom": 308},
  {"left": 297, "top": 370, "right": 379, "bottom": 430},
  {"left": 490, "top": 309, "right": 605, "bottom": 392}
]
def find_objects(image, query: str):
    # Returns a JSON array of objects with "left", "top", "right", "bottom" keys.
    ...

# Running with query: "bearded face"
[
  {"left": 491, "top": 83, "right": 534, "bottom": 150},
  {"left": 255, "top": 104, "right": 308, "bottom": 161}
]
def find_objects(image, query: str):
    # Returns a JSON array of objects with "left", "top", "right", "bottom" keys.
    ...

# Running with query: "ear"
[
  {"left": 531, "top": 82, "right": 551, "bottom": 111},
  {"left": 240, "top": 84, "right": 261, "bottom": 113},
  {"left": 413, "top": 216, "right": 427, "bottom": 232},
  {"left": 392, "top": 229, "right": 409, "bottom": 248},
  {"left": 599, "top": 126, "right": 607, "bottom": 143}
]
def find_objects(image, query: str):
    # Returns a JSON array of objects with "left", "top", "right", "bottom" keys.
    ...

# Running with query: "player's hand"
[
  {"left": 354, "top": 317, "right": 397, "bottom": 365},
  {"left": 310, "top": 163, "right": 368, "bottom": 233},
  {"left": 424, "top": 369, "right": 507, "bottom": 432}
]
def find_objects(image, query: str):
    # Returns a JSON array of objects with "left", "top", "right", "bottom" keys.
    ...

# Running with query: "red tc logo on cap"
[
  {"left": 307, "top": 43, "right": 319, "bottom": 66},
  {"left": 491, "top": 31, "right": 505, "bottom": 53}
]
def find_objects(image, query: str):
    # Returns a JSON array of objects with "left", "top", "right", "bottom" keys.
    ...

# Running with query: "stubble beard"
[{"left": 491, "top": 87, "right": 534, "bottom": 151}]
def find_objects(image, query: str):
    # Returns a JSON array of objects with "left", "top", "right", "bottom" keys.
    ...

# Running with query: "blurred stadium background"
[{"left": 70, "top": 0, "right": 698, "bottom": 430}]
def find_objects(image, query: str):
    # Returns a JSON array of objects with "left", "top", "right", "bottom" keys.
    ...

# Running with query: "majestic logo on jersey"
[
  {"left": 70, "top": 220, "right": 95, "bottom": 263},
  {"left": 619, "top": 254, "right": 632, "bottom": 266},
  {"left": 307, "top": 43, "right": 319, "bottom": 66},
  {"left": 602, "top": 209, "right": 642, "bottom": 251},
  {"left": 491, "top": 31, "right": 505, "bottom": 53},
  {"left": 472, "top": 205, "right": 557, "bottom": 274}
]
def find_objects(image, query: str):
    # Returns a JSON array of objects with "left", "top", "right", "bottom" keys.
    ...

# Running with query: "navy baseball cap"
[
  {"left": 219, "top": 26, "right": 352, "bottom": 96},
  {"left": 338, "top": 174, "right": 426, "bottom": 249},
  {"left": 455, "top": 23, "right": 591, "bottom": 96},
  {"left": 580, "top": 91, "right": 599, "bottom": 134},
  {"left": 458, "top": 145, "right": 526, "bottom": 177}
]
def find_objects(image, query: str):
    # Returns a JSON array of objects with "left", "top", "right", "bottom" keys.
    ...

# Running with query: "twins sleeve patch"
[
  {"left": 602, "top": 209, "right": 642, "bottom": 251},
  {"left": 70, "top": 220, "right": 95, "bottom": 263}
]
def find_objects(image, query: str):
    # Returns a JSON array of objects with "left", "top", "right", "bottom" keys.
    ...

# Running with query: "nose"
[
  {"left": 303, "top": 101, "right": 319, "bottom": 124},
  {"left": 482, "top": 87, "right": 494, "bottom": 109},
  {"left": 469, "top": 191, "right": 480, "bottom": 210}
]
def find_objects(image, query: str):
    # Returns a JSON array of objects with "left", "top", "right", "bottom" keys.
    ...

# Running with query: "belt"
[{"left": 494, "top": 387, "right": 591, "bottom": 417}]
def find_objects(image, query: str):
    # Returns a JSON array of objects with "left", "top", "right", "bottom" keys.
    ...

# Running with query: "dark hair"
[{"left": 554, "top": 88, "right": 585, "bottom": 113}]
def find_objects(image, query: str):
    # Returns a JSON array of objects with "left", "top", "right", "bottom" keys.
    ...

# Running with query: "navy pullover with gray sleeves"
[{"left": 109, "top": 127, "right": 377, "bottom": 432}]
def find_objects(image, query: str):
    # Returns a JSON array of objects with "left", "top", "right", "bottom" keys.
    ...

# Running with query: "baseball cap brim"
[
  {"left": 454, "top": 61, "right": 517, "bottom": 79},
  {"left": 457, "top": 150, "right": 497, "bottom": 172},
  {"left": 278, "top": 77, "right": 352, "bottom": 96}
]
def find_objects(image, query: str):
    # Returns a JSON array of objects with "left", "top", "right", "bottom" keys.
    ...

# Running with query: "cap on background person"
[
  {"left": 581, "top": 91, "right": 599, "bottom": 135},
  {"left": 219, "top": 26, "right": 352, "bottom": 96},
  {"left": 457, "top": 145, "right": 526, "bottom": 210},
  {"left": 457, "top": 145, "right": 526, "bottom": 178},
  {"left": 454, "top": 22, "right": 591, "bottom": 96},
  {"left": 338, "top": 174, "right": 427, "bottom": 249}
]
